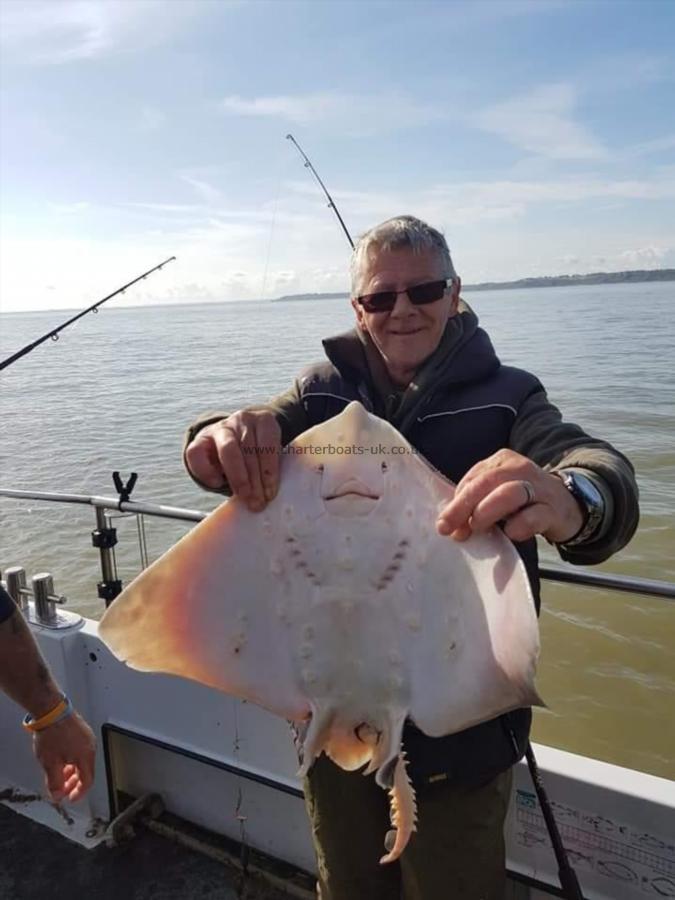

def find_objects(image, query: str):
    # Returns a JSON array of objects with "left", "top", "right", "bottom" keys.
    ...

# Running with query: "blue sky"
[{"left": 1, "top": 0, "right": 673, "bottom": 311}]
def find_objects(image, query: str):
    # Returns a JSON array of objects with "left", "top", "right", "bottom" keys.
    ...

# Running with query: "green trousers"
[{"left": 303, "top": 755, "right": 513, "bottom": 900}]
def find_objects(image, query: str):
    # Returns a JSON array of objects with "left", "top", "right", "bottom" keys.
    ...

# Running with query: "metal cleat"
[{"left": 105, "top": 793, "right": 165, "bottom": 847}]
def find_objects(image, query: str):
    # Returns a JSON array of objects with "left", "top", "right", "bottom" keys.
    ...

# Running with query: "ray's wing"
[
  {"left": 404, "top": 508, "right": 542, "bottom": 738},
  {"left": 98, "top": 499, "right": 310, "bottom": 721}
]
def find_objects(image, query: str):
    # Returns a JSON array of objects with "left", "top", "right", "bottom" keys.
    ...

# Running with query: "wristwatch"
[{"left": 555, "top": 469, "right": 605, "bottom": 547}]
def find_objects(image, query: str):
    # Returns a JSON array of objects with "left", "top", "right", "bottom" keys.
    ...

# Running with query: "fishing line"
[
  {"left": 232, "top": 699, "right": 250, "bottom": 878},
  {"left": 0, "top": 256, "right": 176, "bottom": 371},
  {"left": 260, "top": 156, "right": 286, "bottom": 301}
]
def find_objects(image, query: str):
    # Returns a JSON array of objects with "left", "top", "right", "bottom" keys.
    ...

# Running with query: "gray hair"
[{"left": 350, "top": 215, "right": 458, "bottom": 296}]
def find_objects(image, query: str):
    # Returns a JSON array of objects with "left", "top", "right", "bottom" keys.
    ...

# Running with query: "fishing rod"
[
  {"left": 525, "top": 744, "right": 584, "bottom": 899},
  {"left": 286, "top": 134, "right": 355, "bottom": 251},
  {"left": 0, "top": 256, "right": 176, "bottom": 371},
  {"left": 286, "top": 135, "right": 584, "bottom": 900}
]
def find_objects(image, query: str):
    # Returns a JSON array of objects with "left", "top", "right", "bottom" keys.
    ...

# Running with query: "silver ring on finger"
[{"left": 519, "top": 480, "right": 536, "bottom": 507}]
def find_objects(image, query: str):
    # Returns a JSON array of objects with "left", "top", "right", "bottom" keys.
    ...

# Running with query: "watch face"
[
  {"left": 570, "top": 473, "right": 603, "bottom": 511},
  {"left": 559, "top": 470, "right": 605, "bottom": 546}
]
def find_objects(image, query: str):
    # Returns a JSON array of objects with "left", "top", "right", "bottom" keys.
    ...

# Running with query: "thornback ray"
[{"left": 99, "top": 401, "right": 542, "bottom": 864}]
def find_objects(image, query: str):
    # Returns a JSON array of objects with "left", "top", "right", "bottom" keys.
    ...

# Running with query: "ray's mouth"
[
  {"left": 323, "top": 478, "right": 380, "bottom": 502},
  {"left": 325, "top": 489, "right": 380, "bottom": 501}
]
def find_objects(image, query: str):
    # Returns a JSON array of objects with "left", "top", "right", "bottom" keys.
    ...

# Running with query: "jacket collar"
[{"left": 321, "top": 301, "right": 501, "bottom": 430}]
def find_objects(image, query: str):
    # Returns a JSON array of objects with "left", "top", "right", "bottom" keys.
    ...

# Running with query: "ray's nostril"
[
  {"left": 354, "top": 722, "right": 373, "bottom": 744},
  {"left": 354, "top": 722, "right": 382, "bottom": 745}
]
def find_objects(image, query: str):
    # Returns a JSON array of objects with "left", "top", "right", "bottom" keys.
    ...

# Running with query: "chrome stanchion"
[{"left": 5, "top": 566, "right": 31, "bottom": 615}]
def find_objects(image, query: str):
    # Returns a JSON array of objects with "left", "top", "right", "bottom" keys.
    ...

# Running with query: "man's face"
[{"left": 351, "top": 246, "right": 460, "bottom": 386}]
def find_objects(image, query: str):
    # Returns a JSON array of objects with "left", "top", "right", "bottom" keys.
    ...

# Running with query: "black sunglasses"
[{"left": 356, "top": 279, "right": 449, "bottom": 313}]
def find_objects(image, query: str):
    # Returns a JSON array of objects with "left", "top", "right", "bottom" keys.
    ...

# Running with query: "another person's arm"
[{"left": 0, "top": 587, "right": 96, "bottom": 802}]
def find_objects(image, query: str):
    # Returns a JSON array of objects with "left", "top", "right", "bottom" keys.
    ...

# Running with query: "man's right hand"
[{"left": 185, "top": 410, "right": 282, "bottom": 511}]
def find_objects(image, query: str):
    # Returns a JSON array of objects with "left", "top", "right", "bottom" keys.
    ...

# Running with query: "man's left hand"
[{"left": 436, "top": 449, "right": 584, "bottom": 544}]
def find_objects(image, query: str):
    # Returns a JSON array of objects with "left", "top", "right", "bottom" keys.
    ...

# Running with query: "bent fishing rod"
[
  {"left": 286, "top": 134, "right": 355, "bottom": 251},
  {"left": 286, "top": 134, "right": 584, "bottom": 900},
  {"left": 0, "top": 256, "right": 176, "bottom": 371}
]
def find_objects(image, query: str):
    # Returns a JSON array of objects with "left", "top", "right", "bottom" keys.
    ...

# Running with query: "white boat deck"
[{"left": 1, "top": 613, "right": 674, "bottom": 900}]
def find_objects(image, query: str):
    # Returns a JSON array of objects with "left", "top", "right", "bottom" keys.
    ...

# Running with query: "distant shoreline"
[
  {"left": 4, "top": 269, "right": 672, "bottom": 315},
  {"left": 275, "top": 268, "right": 675, "bottom": 301}
]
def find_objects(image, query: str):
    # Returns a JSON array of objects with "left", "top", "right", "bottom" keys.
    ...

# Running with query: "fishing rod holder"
[
  {"left": 90, "top": 471, "right": 139, "bottom": 606},
  {"left": 92, "top": 523, "right": 118, "bottom": 550},
  {"left": 92, "top": 507, "right": 122, "bottom": 606},
  {"left": 3, "top": 566, "right": 82, "bottom": 629}
]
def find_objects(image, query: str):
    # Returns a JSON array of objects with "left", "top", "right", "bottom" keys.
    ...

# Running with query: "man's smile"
[{"left": 387, "top": 326, "right": 424, "bottom": 336}]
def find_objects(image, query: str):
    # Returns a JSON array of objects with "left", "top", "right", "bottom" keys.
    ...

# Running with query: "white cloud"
[
  {"left": 625, "top": 133, "right": 675, "bottom": 158},
  {"left": 558, "top": 255, "right": 580, "bottom": 267},
  {"left": 575, "top": 53, "right": 673, "bottom": 96},
  {"left": 618, "top": 246, "right": 672, "bottom": 267},
  {"left": 303, "top": 172, "right": 675, "bottom": 233},
  {"left": 139, "top": 106, "right": 166, "bottom": 132},
  {"left": 474, "top": 83, "right": 606, "bottom": 160},
  {"left": 178, "top": 174, "right": 223, "bottom": 205},
  {"left": 624, "top": 55, "right": 672, "bottom": 85},
  {"left": 47, "top": 201, "right": 91, "bottom": 214},
  {"left": 0, "top": 0, "right": 201, "bottom": 65},
  {"left": 0, "top": 1, "right": 109, "bottom": 63},
  {"left": 3, "top": 166, "right": 674, "bottom": 312},
  {"left": 404, "top": 0, "right": 567, "bottom": 34},
  {"left": 126, "top": 202, "right": 208, "bottom": 215},
  {"left": 219, "top": 92, "right": 444, "bottom": 136},
  {"left": 451, "top": 175, "right": 675, "bottom": 207}
]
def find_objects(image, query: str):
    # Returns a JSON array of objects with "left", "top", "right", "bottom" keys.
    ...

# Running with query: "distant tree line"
[
  {"left": 275, "top": 269, "right": 675, "bottom": 301},
  {"left": 463, "top": 269, "right": 675, "bottom": 291}
]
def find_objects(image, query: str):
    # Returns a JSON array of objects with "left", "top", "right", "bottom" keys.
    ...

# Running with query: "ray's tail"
[
  {"left": 380, "top": 751, "right": 418, "bottom": 864},
  {"left": 296, "top": 706, "right": 417, "bottom": 863}
]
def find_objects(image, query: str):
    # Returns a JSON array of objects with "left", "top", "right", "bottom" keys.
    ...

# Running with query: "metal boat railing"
[
  {"left": 1, "top": 487, "right": 673, "bottom": 900},
  {"left": 1, "top": 488, "right": 674, "bottom": 617}
]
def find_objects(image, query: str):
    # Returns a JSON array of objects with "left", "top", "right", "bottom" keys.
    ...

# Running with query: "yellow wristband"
[{"left": 22, "top": 694, "right": 69, "bottom": 732}]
